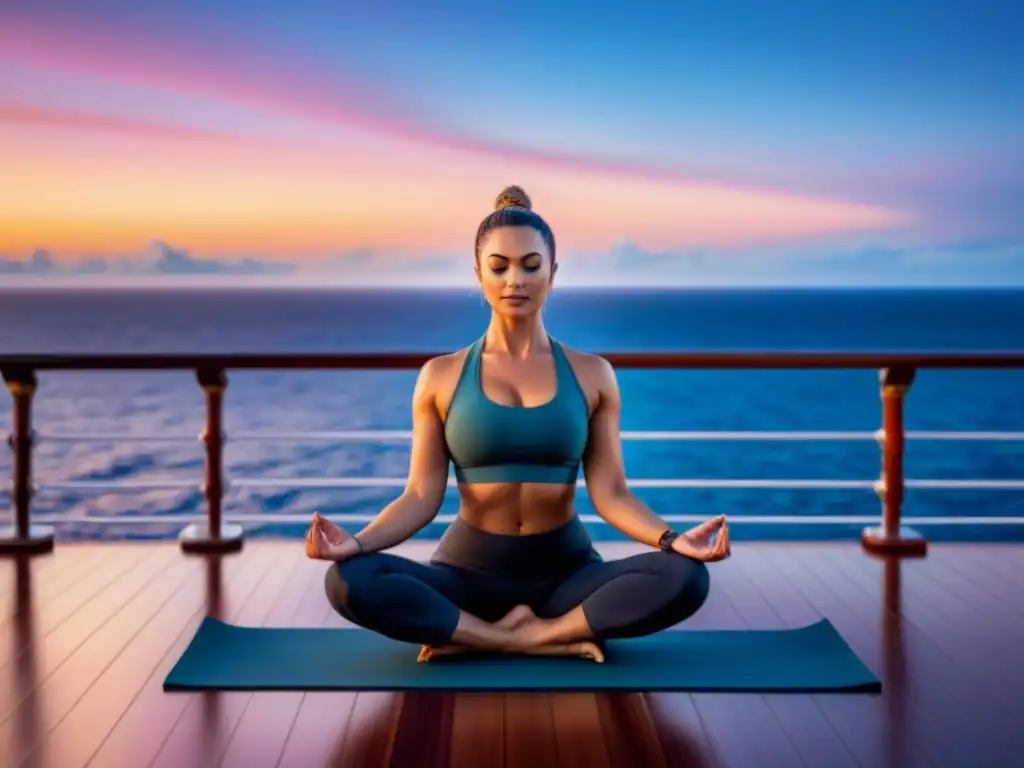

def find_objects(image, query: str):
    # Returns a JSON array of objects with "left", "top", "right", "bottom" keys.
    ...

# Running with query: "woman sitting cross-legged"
[{"left": 306, "top": 185, "right": 730, "bottom": 663}]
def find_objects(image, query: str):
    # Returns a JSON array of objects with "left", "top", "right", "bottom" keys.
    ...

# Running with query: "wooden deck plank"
[
  {"left": 816, "top": 547, "right": 1024, "bottom": 766},
  {"left": 329, "top": 691, "right": 402, "bottom": 767},
  {"left": 903, "top": 550, "right": 1024, "bottom": 694},
  {"left": 0, "top": 544, "right": 185, "bottom": 765},
  {"left": 773, "top": 546, "right": 954, "bottom": 768},
  {"left": 672, "top": 562, "right": 804, "bottom": 768},
  {"left": 860, "top": 551, "right": 1024, "bottom": 710},
  {"left": 0, "top": 546, "right": 149, "bottom": 669},
  {"left": 719, "top": 552, "right": 859, "bottom": 768},
  {"left": 775, "top": 550, "right": 892, "bottom": 756},
  {"left": 149, "top": 551, "right": 310, "bottom": 768},
  {"left": 595, "top": 694, "right": 668, "bottom": 768},
  {"left": 389, "top": 691, "right": 455, "bottom": 767},
  {"left": 503, "top": 694, "right": 557, "bottom": 767},
  {"left": 275, "top": 691, "right": 358, "bottom": 768},
  {"left": 549, "top": 693, "right": 609, "bottom": 768},
  {"left": 75, "top": 545, "right": 281, "bottom": 768},
  {"left": 782, "top": 545, "right": 1023, "bottom": 768},
  {"left": 641, "top": 563, "right": 735, "bottom": 768},
  {"left": 450, "top": 693, "right": 506, "bottom": 767},
  {"left": 0, "top": 539, "right": 1019, "bottom": 767},
  {"left": 218, "top": 558, "right": 334, "bottom": 768},
  {"left": 272, "top": 564, "right": 362, "bottom": 768},
  {"left": 643, "top": 693, "right": 720, "bottom": 768},
  {"left": 0, "top": 546, "right": 107, "bottom": 627}
]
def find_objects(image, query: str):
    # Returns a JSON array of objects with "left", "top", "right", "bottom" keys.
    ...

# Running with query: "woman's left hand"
[{"left": 671, "top": 515, "right": 731, "bottom": 561}]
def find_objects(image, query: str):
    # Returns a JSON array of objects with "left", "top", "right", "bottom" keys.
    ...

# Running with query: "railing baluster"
[
  {"left": 0, "top": 351, "right": 1018, "bottom": 554},
  {"left": 178, "top": 367, "right": 244, "bottom": 554},
  {"left": 0, "top": 366, "right": 54, "bottom": 555},
  {"left": 862, "top": 367, "right": 927, "bottom": 556}
]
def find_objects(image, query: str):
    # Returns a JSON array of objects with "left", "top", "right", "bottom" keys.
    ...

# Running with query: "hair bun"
[{"left": 494, "top": 185, "right": 532, "bottom": 211}]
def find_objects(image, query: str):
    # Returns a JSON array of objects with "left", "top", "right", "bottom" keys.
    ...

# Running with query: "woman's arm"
[
  {"left": 337, "top": 359, "right": 451, "bottom": 556},
  {"left": 582, "top": 357, "right": 729, "bottom": 561},
  {"left": 582, "top": 357, "right": 674, "bottom": 547}
]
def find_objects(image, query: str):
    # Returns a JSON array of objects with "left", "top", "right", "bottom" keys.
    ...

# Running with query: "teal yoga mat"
[{"left": 163, "top": 617, "right": 880, "bottom": 693}]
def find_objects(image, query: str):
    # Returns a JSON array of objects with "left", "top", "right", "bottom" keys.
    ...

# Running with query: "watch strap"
[{"left": 657, "top": 529, "right": 680, "bottom": 552}]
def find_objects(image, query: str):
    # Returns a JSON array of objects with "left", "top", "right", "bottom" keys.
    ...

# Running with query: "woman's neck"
[{"left": 483, "top": 313, "right": 549, "bottom": 359}]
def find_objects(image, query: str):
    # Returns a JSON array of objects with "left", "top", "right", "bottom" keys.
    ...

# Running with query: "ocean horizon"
[{"left": 1, "top": 286, "right": 1022, "bottom": 543}]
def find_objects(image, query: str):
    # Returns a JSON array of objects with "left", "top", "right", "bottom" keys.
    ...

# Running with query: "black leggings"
[{"left": 324, "top": 516, "right": 710, "bottom": 647}]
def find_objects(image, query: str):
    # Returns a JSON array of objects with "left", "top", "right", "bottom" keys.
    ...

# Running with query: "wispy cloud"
[
  {"left": 0, "top": 242, "right": 294, "bottom": 276},
  {"left": 560, "top": 238, "right": 1024, "bottom": 287},
  {"left": 0, "top": 13, "right": 893, "bottom": 199},
  {"left": 0, "top": 104, "right": 248, "bottom": 144},
  {"left": 2, "top": 0, "right": 1019, "bottom": 272},
  {"left": 3, "top": 239, "right": 1021, "bottom": 287}
]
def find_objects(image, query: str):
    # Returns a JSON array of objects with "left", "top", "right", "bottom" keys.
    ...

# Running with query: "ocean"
[{"left": 1, "top": 287, "right": 1023, "bottom": 543}]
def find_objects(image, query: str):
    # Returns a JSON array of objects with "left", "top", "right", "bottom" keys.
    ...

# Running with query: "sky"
[{"left": 1, "top": 0, "right": 1022, "bottom": 287}]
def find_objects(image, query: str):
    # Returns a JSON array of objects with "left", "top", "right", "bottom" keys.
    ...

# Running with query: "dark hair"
[{"left": 474, "top": 185, "right": 557, "bottom": 264}]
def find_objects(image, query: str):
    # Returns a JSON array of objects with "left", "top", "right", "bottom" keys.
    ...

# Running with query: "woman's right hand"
[{"left": 305, "top": 511, "right": 359, "bottom": 561}]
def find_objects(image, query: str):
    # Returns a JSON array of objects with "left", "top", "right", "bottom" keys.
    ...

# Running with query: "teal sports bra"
[{"left": 443, "top": 336, "right": 590, "bottom": 485}]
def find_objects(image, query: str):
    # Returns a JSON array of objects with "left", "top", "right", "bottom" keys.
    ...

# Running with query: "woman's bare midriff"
[
  {"left": 455, "top": 481, "right": 578, "bottom": 535},
  {"left": 430, "top": 343, "right": 597, "bottom": 537}
]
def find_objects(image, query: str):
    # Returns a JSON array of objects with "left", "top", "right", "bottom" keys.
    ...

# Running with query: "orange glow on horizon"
[{"left": 0, "top": 106, "right": 913, "bottom": 261}]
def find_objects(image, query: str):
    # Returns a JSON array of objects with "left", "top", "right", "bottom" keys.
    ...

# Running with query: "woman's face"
[{"left": 476, "top": 226, "right": 556, "bottom": 318}]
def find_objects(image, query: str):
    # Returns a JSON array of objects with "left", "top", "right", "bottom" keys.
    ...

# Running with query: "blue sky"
[{"left": 1, "top": 0, "right": 1022, "bottom": 285}]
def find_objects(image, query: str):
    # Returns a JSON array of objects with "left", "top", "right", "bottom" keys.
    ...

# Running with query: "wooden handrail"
[
  {"left": 2, "top": 351, "right": 1024, "bottom": 370},
  {"left": 3, "top": 350, "right": 1023, "bottom": 558}
]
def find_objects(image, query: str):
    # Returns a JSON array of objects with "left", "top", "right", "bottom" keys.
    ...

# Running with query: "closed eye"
[{"left": 487, "top": 252, "right": 543, "bottom": 273}]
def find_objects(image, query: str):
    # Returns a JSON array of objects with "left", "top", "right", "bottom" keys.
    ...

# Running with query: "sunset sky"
[{"left": 1, "top": 0, "right": 1022, "bottom": 286}]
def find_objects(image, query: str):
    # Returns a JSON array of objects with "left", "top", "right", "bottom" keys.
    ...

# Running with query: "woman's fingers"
[
  {"left": 318, "top": 529, "right": 337, "bottom": 557},
  {"left": 672, "top": 520, "right": 731, "bottom": 563},
  {"left": 304, "top": 526, "right": 318, "bottom": 559},
  {"left": 696, "top": 524, "right": 729, "bottom": 562},
  {"left": 716, "top": 525, "right": 731, "bottom": 559},
  {"left": 686, "top": 515, "right": 726, "bottom": 540}
]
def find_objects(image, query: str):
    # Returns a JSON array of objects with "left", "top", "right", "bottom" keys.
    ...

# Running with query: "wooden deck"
[{"left": 1, "top": 539, "right": 1023, "bottom": 768}]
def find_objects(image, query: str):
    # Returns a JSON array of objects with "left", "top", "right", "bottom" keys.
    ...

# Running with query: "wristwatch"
[{"left": 657, "top": 528, "right": 681, "bottom": 552}]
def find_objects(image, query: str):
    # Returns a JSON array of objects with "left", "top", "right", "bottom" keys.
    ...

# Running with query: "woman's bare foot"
[
  {"left": 496, "top": 605, "right": 537, "bottom": 631},
  {"left": 417, "top": 639, "right": 604, "bottom": 663},
  {"left": 418, "top": 644, "right": 479, "bottom": 662},
  {"left": 416, "top": 606, "right": 605, "bottom": 664},
  {"left": 523, "top": 641, "right": 605, "bottom": 663},
  {"left": 418, "top": 608, "right": 534, "bottom": 662}
]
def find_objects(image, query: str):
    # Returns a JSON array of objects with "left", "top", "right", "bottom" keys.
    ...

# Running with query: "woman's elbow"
[
  {"left": 403, "top": 481, "right": 445, "bottom": 519},
  {"left": 590, "top": 484, "right": 630, "bottom": 516}
]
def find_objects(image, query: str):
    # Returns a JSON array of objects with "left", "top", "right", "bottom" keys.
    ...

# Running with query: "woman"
[{"left": 306, "top": 185, "right": 730, "bottom": 663}]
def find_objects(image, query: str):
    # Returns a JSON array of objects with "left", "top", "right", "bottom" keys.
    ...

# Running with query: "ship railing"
[{"left": 2, "top": 351, "right": 1023, "bottom": 558}]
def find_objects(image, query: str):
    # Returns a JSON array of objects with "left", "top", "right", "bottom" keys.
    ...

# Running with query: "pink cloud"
[
  {"left": 0, "top": 17, "right": 844, "bottom": 197},
  {"left": 0, "top": 104, "right": 245, "bottom": 144},
  {"left": 0, "top": 12, "right": 917, "bottom": 258}
]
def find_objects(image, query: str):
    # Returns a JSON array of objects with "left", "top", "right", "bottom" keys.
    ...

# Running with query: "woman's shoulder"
[
  {"left": 558, "top": 342, "right": 614, "bottom": 376},
  {"left": 557, "top": 342, "right": 617, "bottom": 391},
  {"left": 416, "top": 346, "right": 474, "bottom": 398},
  {"left": 421, "top": 345, "right": 473, "bottom": 377}
]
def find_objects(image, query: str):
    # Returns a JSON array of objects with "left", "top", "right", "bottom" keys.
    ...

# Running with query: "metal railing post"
[
  {"left": 179, "top": 367, "right": 244, "bottom": 554},
  {"left": 0, "top": 366, "right": 54, "bottom": 555},
  {"left": 862, "top": 367, "right": 927, "bottom": 556}
]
